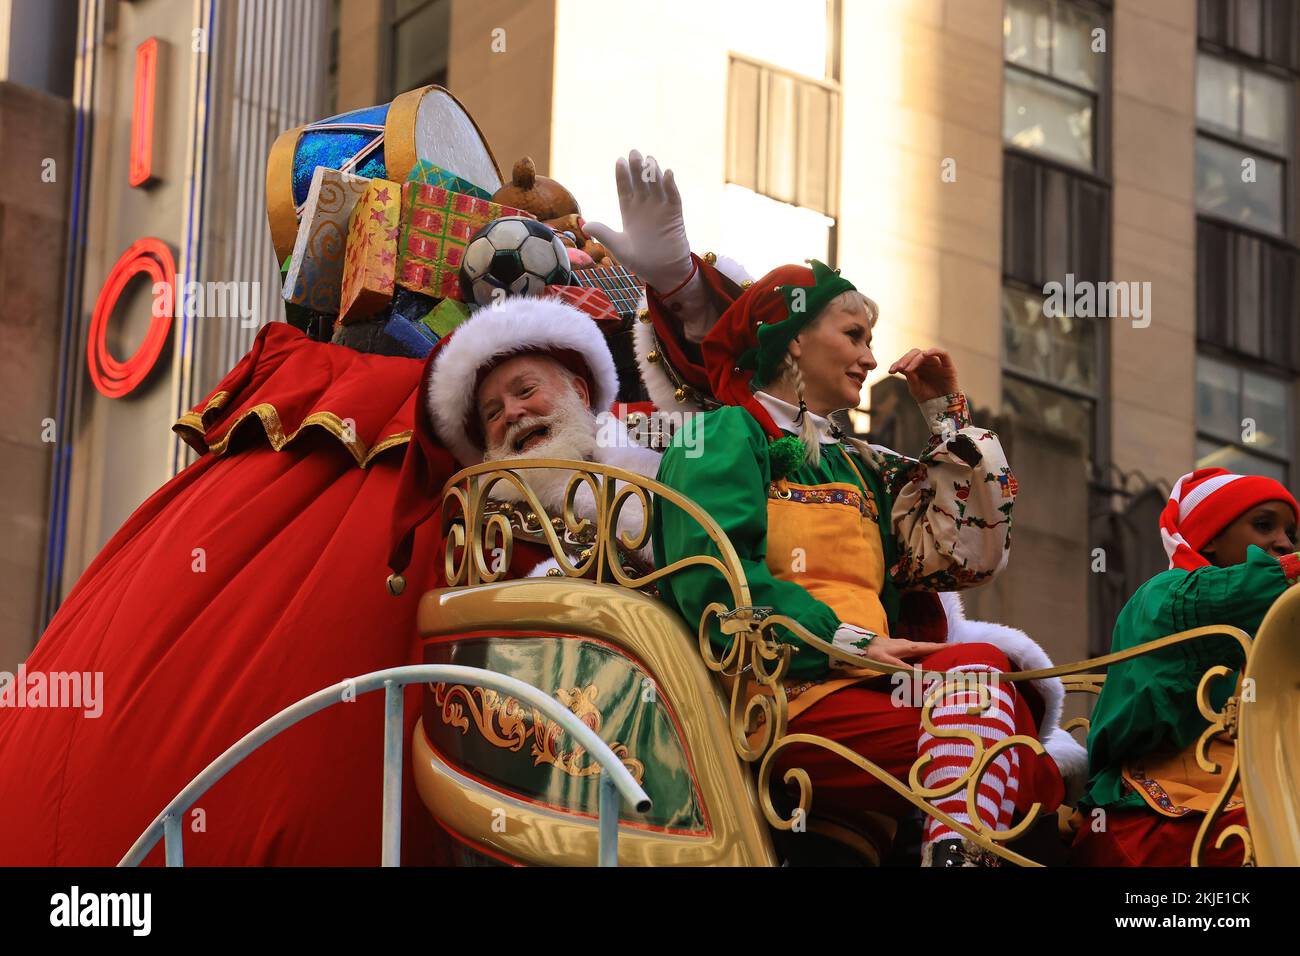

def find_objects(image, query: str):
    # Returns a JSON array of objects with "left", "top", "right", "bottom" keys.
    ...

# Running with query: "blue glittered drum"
[{"left": 265, "top": 84, "right": 502, "bottom": 263}]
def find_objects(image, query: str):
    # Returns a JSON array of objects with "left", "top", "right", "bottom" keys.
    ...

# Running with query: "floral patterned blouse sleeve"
[{"left": 871, "top": 392, "right": 1016, "bottom": 591}]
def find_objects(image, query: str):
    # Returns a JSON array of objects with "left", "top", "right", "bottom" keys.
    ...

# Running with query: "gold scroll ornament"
[{"left": 433, "top": 681, "right": 645, "bottom": 783}]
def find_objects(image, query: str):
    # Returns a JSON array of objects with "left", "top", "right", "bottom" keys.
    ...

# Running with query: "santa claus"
[{"left": 419, "top": 294, "right": 664, "bottom": 577}]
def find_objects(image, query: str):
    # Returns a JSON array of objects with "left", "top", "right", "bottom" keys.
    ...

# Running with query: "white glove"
[{"left": 583, "top": 150, "right": 693, "bottom": 294}]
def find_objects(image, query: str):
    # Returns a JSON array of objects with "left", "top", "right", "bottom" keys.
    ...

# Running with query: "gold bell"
[
  {"left": 674, "top": 387, "right": 688, "bottom": 403},
  {"left": 636, "top": 307, "right": 650, "bottom": 323},
  {"left": 386, "top": 573, "right": 406, "bottom": 596},
  {"left": 702, "top": 251, "right": 717, "bottom": 265},
  {"left": 646, "top": 350, "right": 660, "bottom": 364}
]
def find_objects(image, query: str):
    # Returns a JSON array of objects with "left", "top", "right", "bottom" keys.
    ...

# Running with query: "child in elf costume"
[
  {"left": 1071, "top": 467, "right": 1299, "bottom": 866},
  {"left": 650, "top": 259, "right": 1064, "bottom": 867}
]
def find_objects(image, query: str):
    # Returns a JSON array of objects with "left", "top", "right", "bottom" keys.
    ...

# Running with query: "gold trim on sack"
[{"left": 171, "top": 401, "right": 411, "bottom": 469}]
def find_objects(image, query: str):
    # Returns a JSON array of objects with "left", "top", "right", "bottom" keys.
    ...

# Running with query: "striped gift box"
[{"left": 569, "top": 265, "right": 643, "bottom": 320}]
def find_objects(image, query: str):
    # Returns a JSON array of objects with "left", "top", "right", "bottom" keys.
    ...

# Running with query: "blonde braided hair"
[{"left": 778, "top": 353, "right": 822, "bottom": 467}]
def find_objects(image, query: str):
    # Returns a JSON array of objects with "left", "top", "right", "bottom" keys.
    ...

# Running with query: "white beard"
[{"left": 482, "top": 383, "right": 598, "bottom": 512}]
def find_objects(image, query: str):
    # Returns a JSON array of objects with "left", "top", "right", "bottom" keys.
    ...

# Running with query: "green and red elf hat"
[{"left": 701, "top": 259, "right": 855, "bottom": 472}]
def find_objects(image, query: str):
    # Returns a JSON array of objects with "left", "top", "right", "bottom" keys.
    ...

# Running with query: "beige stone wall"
[
  {"left": 447, "top": 0, "right": 555, "bottom": 179},
  {"left": 1108, "top": 0, "right": 1198, "bottom": 487},
  {"left": 839, "top": 0, "right": 1006, "bottom": 415},
  {"left": 335, "top": 0, "right": 386, "bottom": 111},
  {"left": 0, "top": 83, "right": 72, "bottom": 669}
]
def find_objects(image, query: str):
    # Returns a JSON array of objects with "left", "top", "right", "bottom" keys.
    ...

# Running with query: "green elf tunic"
[
  {"left": 653, "top": 389, "right": 1016, "bottom": 712},
  {"left": 1081, "top": 545, "right": 1300, "bottom": 814}
]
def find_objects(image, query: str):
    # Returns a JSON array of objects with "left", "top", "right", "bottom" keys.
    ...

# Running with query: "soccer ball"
[{"left": 459, "top": 216, "right": 571, "bottom": 306}]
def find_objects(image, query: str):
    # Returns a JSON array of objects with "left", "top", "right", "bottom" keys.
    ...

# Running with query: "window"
[
  {"left": 1003, "top": 285, "right": 1099, "bottom": 393},
  {"left": 1001, "top": 285, "right": 1099, "bottom": 461},
  {"left": 1002, "top": 152, "right": 1109, "bottom": 287},
  {"left": 1195, "top": 52, "right": 1293, "bottom": 236},
  {"left": 1194, "top": 3, "right": 1300, "bottom": 460},
  {"left": 1002, "top": 0, "right": 1106, "bottom": 170},
  {"left": 725, "top": 54, "right": 841, "bottom": 218},
  {"left": 1198, "top": 0, "right": 1300, "bottom": 70},
  {"left": 390, "top": 0, "right": 449, "bottom": 97},
  {"left": 1000, "top": 150, "right": 1110, "bottom": 465},
  {"left": 1196, "top": 218, "right": 1300, "bottom": 370},
  {"left": 1000, "top": 0, "right": 1111, "bottom": 469},
  {"left": 1196, "top": 354, "right": 1291, "bottom": 480}
]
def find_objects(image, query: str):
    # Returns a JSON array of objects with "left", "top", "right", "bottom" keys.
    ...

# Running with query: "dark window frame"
[
  {"left": 385, "top": 0, "right": 450, "bottom": 100},
  {"left": 1001, "top": 0, "right": 1113, "bottom": 177},
  {"left": 1000, "top": 0, "right": 1114, "bottom": 481},
  {"left": 1194, "top": 349, "right": 1293, "bottom": 480},
  {"left": 1001, "top": 278, "right": 1103, "bottom": 404},
  {"left": 1194, "top": 48, "right": 1295, "bottom": 240},
  {"left": 1198, "top": 0, "right": 1300, "bottom": 72}
]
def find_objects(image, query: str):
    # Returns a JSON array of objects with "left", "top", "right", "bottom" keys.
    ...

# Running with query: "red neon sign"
[
  {"left": 128, "top": 37, "right": 160, "bottom": 187},
  {"left": 86, "top": 238, "right": 176, "bottom": 399}
]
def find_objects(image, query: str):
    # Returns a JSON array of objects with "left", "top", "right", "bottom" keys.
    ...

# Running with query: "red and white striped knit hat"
[{"left": 1159, "top": 467, "right": 1298, "bottom": 570}]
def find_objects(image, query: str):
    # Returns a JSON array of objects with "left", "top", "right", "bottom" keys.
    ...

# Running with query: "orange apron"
[
  {"left": 764, "top": 468, "right": 891, "bottom": 718},
  {"left": 1122, "top": 735, "right": 1244, "bottom": 817}
]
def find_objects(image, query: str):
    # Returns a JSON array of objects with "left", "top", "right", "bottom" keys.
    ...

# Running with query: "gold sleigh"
[{"left": 410, "top": 459, "right": 1300, "bottom": 867}]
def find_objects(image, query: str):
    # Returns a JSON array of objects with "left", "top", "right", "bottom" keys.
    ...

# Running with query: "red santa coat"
[{"left": 0, "top": 323, "right": 456, "bottom": 865}]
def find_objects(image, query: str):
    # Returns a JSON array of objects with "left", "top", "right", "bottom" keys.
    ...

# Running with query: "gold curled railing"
[
  {"left": 438, "top": 460, "right": 1257, "bottom": 867},
  {"left": 761, "top": 618, "right": 1253, "bottom": 867}
]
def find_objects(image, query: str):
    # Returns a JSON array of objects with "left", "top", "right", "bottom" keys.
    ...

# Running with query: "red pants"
[
  {"left": 1070, "top": 806, "right": 1248, "bottom": 867},
  {"left": 776, "top": 643, "right": 1064, "bottom": 829}
]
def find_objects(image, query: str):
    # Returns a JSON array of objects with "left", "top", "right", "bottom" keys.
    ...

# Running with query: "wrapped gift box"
[
  {"left": 382, "top": 315, "right": 437, "bottom": 357},
  {"left": 569, "top": 265, "right": 643, "bottom": 321},
  {"left": 339, "top": 178, "right": 402, "bottom": 322},
  {"left": 542, "top": 284, "right": 620, "bottom": 327},
  {"left": 283, "top": 167, "right": 374, "bottom": 314},
  {"left": 405, "top": 158, "right": 492, "bottom": 200},
  {"left": 395, "top": 183, "right": 534, "bottom": 300},
  {"left": 419, "top": 297, "right": 472, "bottom": 339}
]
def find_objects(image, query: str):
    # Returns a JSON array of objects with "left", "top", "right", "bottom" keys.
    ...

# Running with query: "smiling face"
[
  {"left": 785, "top": 298, "right": 878, "bottom": 415},
  {"left": 1201, "top": 500, "right": 1298, "bottom": 566},
  {"left": 478, "top": 353, "right": 592, "bottom": 459}
]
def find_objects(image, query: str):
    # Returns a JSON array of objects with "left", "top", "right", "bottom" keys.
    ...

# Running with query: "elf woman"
[
  {"left": 1071, "top": 467, "right": 1300, "bottom": 866},
  {"left": 651, "top": 260, "right": 1064, "bottom": 867}
]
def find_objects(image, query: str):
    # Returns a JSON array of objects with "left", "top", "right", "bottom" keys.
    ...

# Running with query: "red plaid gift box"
[
  {"left": 542, "top": 284, "right": 620, "bottom": 327},
  {"left": 396, "top": 183, "right": 533, "bottom": 300}
]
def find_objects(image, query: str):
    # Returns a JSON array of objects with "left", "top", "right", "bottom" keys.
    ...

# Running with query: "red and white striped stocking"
[{"left": 916, "top": 665, "right": 1021, "bottom": 845}]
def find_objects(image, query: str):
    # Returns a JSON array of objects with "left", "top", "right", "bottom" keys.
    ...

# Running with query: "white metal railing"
[{"left": 118, "top": 665, "right": 653, "bottom": 867}]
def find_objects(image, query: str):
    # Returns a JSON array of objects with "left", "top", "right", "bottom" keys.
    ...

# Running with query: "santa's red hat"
[
  {"left": 1159, "top": 467, "right": 1298, "bottom": 570},
  {"left": 385, "top": 295, "right": 618, "bottom": 589}
]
